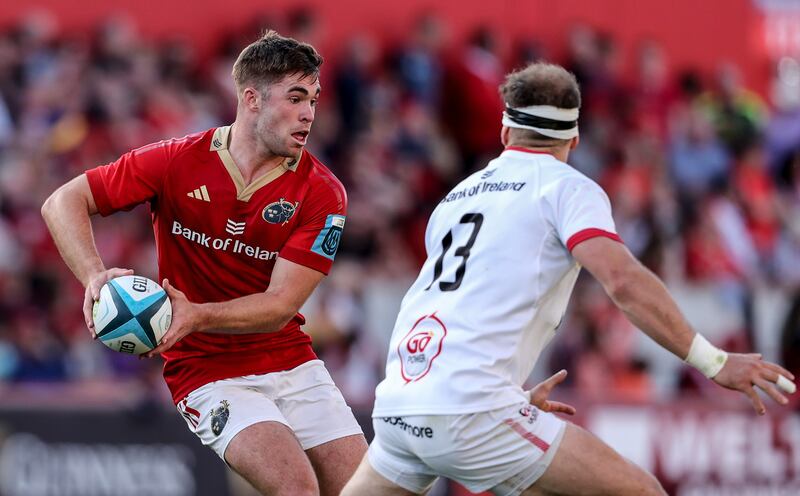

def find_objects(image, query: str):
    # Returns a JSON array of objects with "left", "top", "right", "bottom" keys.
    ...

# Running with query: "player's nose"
[{"left": 299, "top": 103, "right": 314, "bottom": 123}]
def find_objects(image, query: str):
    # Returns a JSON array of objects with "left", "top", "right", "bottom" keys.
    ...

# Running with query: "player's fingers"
[
  {"left": 743, "top": 385, "right": 766, "bottom": 415},
  {"left": 542, "top": 369, "right": 568, "bottom": 391},
  {"left": 162, "top": 279, "right": 181, "bottom": 298},
  {"left": 109, "top": 267, "right": 134, "bottom": 277},
  {"left": 754, "top": 378, "right": 788, "bottom": 406},
  {"left": 94, "top": 268, "right": 132, "bottom": 299},
  {"left": 146, "top": 328, "right": 178, "bottom": 358},
  {"left": 762, "top": 361, "right": 795, "bottom": 381},
  {"left": 546, "top": 401, "right": 576, "bottom": 416},
  {"left": 82, "top": 290, "right": 96, "bottom": 338},
  {"left": 144, "top": 343, "right": 164, "bottom": 359},
  {"left": 90, "top": 280, "right": 101, "bottom": 300},
  {"left": 756, "top": 367, "right": 794, "bottom": 393}
]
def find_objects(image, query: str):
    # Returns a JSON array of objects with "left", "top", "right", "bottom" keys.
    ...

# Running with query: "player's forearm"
[
  {"left": 605, "top": 265, "right": 695, "bottom": 360},
  {"left": 41, "top": 186, "right": 105, "bottom": 287},
  {"left": 197, "top": 292, "right": 296, "bottom": 334}
]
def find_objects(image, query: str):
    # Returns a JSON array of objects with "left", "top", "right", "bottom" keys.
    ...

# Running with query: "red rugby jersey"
[{"left": 86, "top": 126, "right": 347, "bottom": 403}]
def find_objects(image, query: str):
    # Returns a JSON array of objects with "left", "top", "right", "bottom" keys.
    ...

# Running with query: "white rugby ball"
[{"left": 92, "top": 275, "right": 172, "bottom": 354}]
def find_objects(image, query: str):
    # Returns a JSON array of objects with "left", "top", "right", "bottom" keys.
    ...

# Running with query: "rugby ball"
[{"left": 92, "top": 275, "right": 172, "bottom": 354}]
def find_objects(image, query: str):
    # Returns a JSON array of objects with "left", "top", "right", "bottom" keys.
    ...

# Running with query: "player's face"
[{"left": 255, "top": 73, "right": 320, "bottom": 158}]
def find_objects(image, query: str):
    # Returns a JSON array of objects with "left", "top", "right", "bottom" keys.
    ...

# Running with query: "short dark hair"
[
  {"left": 232, "top": 30, "right": 323, "bottom": 93},
  {"left": 499, "top": 62, "right": 581, "bottom": 146}
]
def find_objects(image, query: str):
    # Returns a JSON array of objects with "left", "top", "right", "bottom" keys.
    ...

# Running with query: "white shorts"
[
  {"left": 368, "top": 403, "right": 566, "bottom": 496},
  {"left": 176, "top": 359, "right": 363, "bottom": 460}
]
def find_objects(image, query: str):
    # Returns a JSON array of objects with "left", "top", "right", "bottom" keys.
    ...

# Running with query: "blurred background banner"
[
  {"left": 0, "top": 0, "right": 799, "bottom": 494},
  {"left": 0, "top": 407, "right": 229, "bottom": 496}
]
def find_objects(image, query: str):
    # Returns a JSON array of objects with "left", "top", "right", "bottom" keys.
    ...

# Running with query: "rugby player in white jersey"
[{"left": 341, "top": 62, "right": 796, "bottom": 496}]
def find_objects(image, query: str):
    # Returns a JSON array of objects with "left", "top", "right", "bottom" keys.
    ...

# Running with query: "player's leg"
[
  {"left": 270, "top": 360, "right": 366, "bottom": 495},
  {"left": 305, "top": 434, "right": 367, "bottom": 496},
  {"left": 176, "top": 378, "right": 320, "bottom": 495},
  {"left": 522, "top": 422, "right": 665, "bottom": 496},
  {"left": 340, "top": 452, "right": 421, "bottom": 496},
  {"left": 225, "top": 421, "right": 319, "bottom": 496}
]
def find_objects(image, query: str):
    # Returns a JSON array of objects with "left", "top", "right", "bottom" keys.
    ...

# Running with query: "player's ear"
[
  {"left": 570, "top": 136, "right": 580, "bottom": 150},
  {"left": 500, "top": 126, "right": 510, "bottom": 147},
  {"left": 242, "top": 87, "right": 260, "bottom": 111}
]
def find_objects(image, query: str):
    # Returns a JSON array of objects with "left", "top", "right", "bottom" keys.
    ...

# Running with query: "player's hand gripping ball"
[{"left": 92, "top": 275, "right": 172, "bottom": 354}]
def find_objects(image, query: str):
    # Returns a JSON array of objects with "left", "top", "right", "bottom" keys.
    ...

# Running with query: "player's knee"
[
  {"left": 275, "top": 475, "right": 319, "bottom": 496},
  {"left": 633, "top": 464, "right": 666, "bottom": 496}
]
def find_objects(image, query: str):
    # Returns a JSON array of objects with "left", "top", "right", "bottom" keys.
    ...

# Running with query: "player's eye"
[
  {"left": 289, "top": 96, "right": 300, "bottom": 104},
  {"left": 310, "top": 99, "right": 318, "bottom": 107}
]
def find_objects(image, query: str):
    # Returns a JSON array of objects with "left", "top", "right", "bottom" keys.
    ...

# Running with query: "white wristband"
[{"left": 685, "top": 334, "right": 728, "bottom": 378}]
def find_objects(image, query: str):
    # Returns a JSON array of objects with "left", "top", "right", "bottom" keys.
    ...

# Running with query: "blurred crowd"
[{"left": 1, "top": 10, "right": 800, "bottom": 409}]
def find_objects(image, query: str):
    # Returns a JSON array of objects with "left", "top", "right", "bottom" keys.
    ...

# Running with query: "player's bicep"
[
  {"left": 267, "top": 257, "right": 326, "bottom": 314},
  {"left": 45, "top": 174, "right": 100, "bottom": 215},
  {"left": 572, "top": 237, "right": 640, "bottom": 294}
]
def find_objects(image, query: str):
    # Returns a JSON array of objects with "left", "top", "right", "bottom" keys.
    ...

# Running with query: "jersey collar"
[
  {"left": 503, "top": 146, "right": 554, "bottom": 156},
  {"left": 210, "top": 125, "right": 302, "bottom": 202}
]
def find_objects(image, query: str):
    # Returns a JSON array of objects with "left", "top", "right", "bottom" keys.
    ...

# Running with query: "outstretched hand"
[
  {"left": 712, "top": 353, "right": 795, "bottom": 415},
  {"left": 524, "top": 369, "right": 576, "bottom": 415},
  {"left": 143, "top": 279, "right": 203, "bottom": 358},
  {"left": 83, "top": 267, "right": 134, "bottom": 338}
]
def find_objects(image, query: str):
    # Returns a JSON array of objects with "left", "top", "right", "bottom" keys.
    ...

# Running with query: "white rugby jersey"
[{"left": 373, "top": 147, "right": 622, "bottom": 416}]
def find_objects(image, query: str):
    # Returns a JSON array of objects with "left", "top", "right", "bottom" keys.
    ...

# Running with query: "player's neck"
[
  {"left": 227, "top": 122, "right": 287, "bottom": 184},
  {"left": 506, "top": 143, "right": 570, "bottom": 162}
]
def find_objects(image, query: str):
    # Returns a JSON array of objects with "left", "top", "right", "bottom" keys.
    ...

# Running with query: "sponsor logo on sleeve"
[{"left": 311, "top": 214, "right": 345, "bottom": 260}]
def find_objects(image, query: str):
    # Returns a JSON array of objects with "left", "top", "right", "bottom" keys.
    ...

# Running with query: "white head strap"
[{"left": 502, "top": 104, "right": 580, "bottom": 139}]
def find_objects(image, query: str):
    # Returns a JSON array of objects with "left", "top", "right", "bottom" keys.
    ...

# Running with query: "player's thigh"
[
  {"left": 226, "top": 421, "right": 319, "bottom": 496},
  {"left": 522, "top": 422, "right": 665, "bottom": 496},
  {"left": 340, "top": 452, "right": 421, "bottom": 496},
  {"left": 271, "top": 360, "right": 365, "bottom": 490},
  {"left": 176, "top": 380, "right": 318, "bottom": 495},
  {"left": 305, "top": 433, "right": 367, "bottom": 496}
]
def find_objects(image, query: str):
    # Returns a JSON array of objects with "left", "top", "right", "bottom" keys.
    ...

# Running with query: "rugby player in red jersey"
[{"left": 41, "top": 31, "right": 366, "bottom": 496}]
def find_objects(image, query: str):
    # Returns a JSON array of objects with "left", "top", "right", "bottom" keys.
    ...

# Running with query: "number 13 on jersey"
[{"left": 426, "top": 213, "right": 484, "bottom": 292}]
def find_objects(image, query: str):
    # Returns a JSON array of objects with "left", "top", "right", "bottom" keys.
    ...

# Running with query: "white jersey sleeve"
[{"left": 542, "top": 176, "right": 620, "bottom": 252}]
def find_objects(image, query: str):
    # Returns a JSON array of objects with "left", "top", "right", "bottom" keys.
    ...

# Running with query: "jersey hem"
[
  {"left": 372, "top": 397, "right": 526, "bottom": 417},
  {"left": 168, "top": 349, "right": 318, "bottom": 404},
  {"left": 279, "top": 246, "right": 333, "bottom": 275}
]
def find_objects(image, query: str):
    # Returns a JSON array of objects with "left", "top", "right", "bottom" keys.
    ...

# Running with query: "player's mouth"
[{"left": 291, "top": 131, "right": 309, "bottom": 145}]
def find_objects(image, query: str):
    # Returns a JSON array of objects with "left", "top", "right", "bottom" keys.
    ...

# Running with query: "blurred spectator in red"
[{"left": 441, "top": 26, "right": 504, "bottom": 172}]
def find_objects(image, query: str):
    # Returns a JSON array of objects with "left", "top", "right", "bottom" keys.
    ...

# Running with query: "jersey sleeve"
[
  {"left": 543, "top": 176, "right": 622, "bottom": 252},
  {"left": 279, "top": 175, "right": 347, "bottom": 275},
  {"left": 85, "top": 140, "right": 173, "bottom": 216}
]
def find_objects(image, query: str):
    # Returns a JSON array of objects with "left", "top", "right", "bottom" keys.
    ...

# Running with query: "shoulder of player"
[
  {"left": 539, "top": 158, "right": 601, "bottom": 192},
  {"left": 132, "top": 129, "right": 209, "bottom": 159},
  {"left": 300, "top": 151, "right": 347, "bottom": 198}
]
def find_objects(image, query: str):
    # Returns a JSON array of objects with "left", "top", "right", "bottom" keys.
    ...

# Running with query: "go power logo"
[{"left": 171, "top": 220, "right": 278, "bottom": 261}]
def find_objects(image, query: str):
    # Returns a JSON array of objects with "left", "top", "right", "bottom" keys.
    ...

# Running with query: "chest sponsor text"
[
  {"left": 440, "top": 180, "right": 527, "bottom": 203},
  {"left": 171, "top": 220, "right": 278, "bottom": 261}
]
